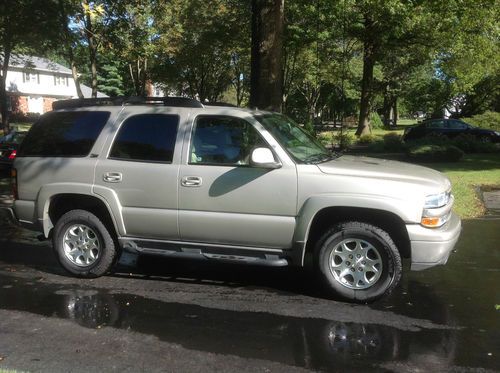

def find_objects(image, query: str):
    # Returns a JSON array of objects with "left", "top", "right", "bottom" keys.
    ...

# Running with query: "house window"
[
  {"left": 23, "top": 72, "right": 39, "bottom": 84},
  {"left": 54, "top": 75, "right": 68, "bottom": 86}
]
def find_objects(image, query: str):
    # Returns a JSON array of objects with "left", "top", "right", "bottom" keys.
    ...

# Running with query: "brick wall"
[{"left": 43, "top": 97, "right": 55, "bottom": 113}]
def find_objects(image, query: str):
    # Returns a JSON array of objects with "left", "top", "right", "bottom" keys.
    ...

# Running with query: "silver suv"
[{"left": 11, "top": 97, "right": 461, "bottom": 302}]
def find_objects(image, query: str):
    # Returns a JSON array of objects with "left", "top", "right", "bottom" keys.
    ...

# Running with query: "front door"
[{"left": 178, "top": 115, "right": 297, "bottom": 249}]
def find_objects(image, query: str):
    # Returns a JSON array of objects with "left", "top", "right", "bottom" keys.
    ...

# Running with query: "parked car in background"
[
  {"left": 403, "top": 118, "right": 500, "bottom": 143},
  {"left": 0, "top": 131, "right": 27, "bottom": 169}
]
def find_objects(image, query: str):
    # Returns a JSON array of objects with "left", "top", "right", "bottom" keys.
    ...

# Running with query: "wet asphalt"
[{"left": 0, "top": 174, "right": 498, "bottom": 372}]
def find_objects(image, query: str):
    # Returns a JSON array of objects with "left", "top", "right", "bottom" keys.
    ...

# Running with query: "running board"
[{"left": 120, "top": 238, "right": 289, "bottom": 267}]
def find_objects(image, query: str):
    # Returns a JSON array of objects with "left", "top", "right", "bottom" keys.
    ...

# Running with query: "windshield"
[{"left": 256, "top": 114, "right": 333, "bottom": 164}]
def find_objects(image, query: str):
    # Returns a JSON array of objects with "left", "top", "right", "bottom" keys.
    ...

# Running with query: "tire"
[
  {"left": 53, "top": 209, "right": 117, "bottom": 278},
  {"left": 315, "top": 221, "right": 402, "bottom": 303}
]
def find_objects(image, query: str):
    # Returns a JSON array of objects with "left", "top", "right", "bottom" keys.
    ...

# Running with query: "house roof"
[
  {"left": 6, "top": 54, "right": 72, "bottom": 75},
  {"left": 80, "top": 84, "right": 108, "bottom": 98}
]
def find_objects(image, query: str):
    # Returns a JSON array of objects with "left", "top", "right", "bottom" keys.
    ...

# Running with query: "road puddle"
[{"left": 0, "top": 274, "right": 457, "bottom": 371}]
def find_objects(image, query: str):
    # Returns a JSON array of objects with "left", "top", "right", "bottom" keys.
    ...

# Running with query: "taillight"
[
  {"left": 11, "top": 168, "right": 18, "bottom": 200},
  {"left": 8, "top": 150, "right": 17, "bottom": 160}
]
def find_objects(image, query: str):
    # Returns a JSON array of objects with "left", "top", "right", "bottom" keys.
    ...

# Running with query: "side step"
[{"left": 120, "top": 239, "right": 289, "bottom": 267}]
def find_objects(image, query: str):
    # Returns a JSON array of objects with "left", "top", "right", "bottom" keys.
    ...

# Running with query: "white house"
[{"left": 3, "top": 54, "right": 107, "bottom": 116}]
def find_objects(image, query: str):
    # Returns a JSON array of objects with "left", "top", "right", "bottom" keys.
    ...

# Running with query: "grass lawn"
[
  {"left": 424, "top": 153, "right": 500, "bottom": 218},
  {"left": 361, "top": 152, "right": 500, "bottom": 219}
]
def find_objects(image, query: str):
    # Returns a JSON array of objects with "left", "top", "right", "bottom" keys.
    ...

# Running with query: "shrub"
[
  {"left": 358, "top": 133, "right": 377, "bottom": 144},
  {"left": 464, "top": 111, "right": 500, "bottom": 131},
  {"left": 334, "top": 131, "right": 353, "bottom": 150},
  {"left": 370, "top": 112, "right": 384, "bottom": 129},
  {"left": 383, "top": 133, "right": 403, "bottom": 152},
  {"left": 317, "top": 131, "right": 334, "bottom": 146},
  {"left": 406, "top": 144, "right": 464, "bottom": 162}
]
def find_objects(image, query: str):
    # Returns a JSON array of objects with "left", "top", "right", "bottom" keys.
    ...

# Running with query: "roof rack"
[{"left": 52, "top": 96, "right": 205, "bottom": 110}]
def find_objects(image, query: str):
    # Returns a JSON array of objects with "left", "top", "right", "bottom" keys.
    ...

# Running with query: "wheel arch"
[
  {"left": 44, "top": 193, "right": 119, "bottom": 240},
  {"left": 299, "top": 206, "right": 411, "bottom": 266}
]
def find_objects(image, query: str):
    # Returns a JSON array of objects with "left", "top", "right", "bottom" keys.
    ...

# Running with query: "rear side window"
[
  {"left": 109, "top": 114, "right": 179, "bottom": 163},
  {"left": 18, "top": 111, "right": 110, "bottom": 157}
]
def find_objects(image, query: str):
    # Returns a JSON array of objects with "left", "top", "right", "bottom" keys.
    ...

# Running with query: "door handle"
[
  {"left": 103, "top": 172, "right": 122, "bottom": 183},
  {"left": 181, "top": 176, "right": 202, "bottom": 187}
]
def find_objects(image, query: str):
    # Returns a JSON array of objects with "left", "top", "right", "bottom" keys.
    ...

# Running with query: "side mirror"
[{"left": 250, "top": 147, "right": 281, "bottom": 169}]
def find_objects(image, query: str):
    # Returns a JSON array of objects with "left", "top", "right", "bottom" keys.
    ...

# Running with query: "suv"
[{"left": 10, "top": 97, "right": 461, "bottom": 302}]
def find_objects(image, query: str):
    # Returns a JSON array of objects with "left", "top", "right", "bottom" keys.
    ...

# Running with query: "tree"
[
  {"left": 249, "top": 0, "right": 284, "bottom": 111},
  {"left": 0, "top": 1, "right": 61, "bottom": 133}
]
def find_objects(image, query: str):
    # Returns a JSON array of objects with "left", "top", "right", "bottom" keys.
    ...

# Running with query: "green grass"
[
  {"left": 423, "top": 153, "right": 500, "bottom": 218},
  {"left": 363, "top": 153, "right": 500, "bottom": 218}
]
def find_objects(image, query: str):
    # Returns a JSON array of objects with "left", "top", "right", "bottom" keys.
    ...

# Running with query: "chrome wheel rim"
[
  {"left": 329, "top": 238, "right": 383, "bottom": 289},
  {"left": 63, "top": 224, "right": 101, "bottom": 267}
]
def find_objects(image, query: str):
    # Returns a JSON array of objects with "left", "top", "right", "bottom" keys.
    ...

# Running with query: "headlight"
[
  {"left": 494, "top": 131, "right": 500, "bottom": 136},
  {"left": 424, "top": 191, "right": 450, "bottom": 208},
  {"left": 421, "top": 191, "right": 453, "bottom": 228}
]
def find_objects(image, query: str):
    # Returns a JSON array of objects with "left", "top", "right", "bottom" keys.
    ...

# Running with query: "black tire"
[
  {"left": 315, "top": 221, "right": 402, "bottom": 303},
  {"left": 53, "top": 209, "right": 117, "bottom": 277}
]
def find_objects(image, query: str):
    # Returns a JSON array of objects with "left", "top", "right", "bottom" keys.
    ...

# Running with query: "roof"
[
  {"left": 5, "top": 54, "right": 72, "bottom": 75},
  {"left": 80, "top": 84, "right": 109, "bottom": 98}
]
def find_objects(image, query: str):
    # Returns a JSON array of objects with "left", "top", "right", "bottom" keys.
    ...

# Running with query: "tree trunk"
[
  {"left": 249, "top": 0, "right": 284, "bottom": 112},
  {"left": 392, "top": 96, "right": 398, "bottom": 127},
  {"left": 84, "top": 3, "right": 98, "bottom": 98},
  {"left": 0, "top": 46, "right": 12, "bottom": 134},
  {"left": 356, "top": 16, "right": 376, "bottom": 136},
  {"left": 70, "top": 56, "right": 84, "bottom": 99}
]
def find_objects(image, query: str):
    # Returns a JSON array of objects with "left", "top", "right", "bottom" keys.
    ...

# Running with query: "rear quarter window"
[{"left": 18, "top": 111, "right": 110, "bottom": 157}]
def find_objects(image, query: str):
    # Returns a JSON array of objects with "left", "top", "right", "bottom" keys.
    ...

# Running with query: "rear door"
[{"left": 94, "top": 108, "right": 185, "bottom": 240}]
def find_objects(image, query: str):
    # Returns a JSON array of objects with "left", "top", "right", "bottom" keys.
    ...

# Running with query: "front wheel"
[
  {"left": 315, "top": 222, "right": 402, "bottom": 303},
  {"left": 53, "top": 209, "right": 117, "bottom": 277}
]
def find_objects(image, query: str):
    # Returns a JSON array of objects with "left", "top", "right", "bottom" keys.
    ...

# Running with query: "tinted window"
[
  {"left": 426, "top": 120, "right": 445, "bottom": 129},
  {"left": 18, "top": 111, "right": 110, "bottom": 157},
  {"left": 190, "top": 116, "right": 265, "bottom": 165},
  {"left": 448, "top": 120, "right": 468, "bottom": 130},
  {"left": 109, "top": 114, "right": 179, "bottom": 163}
]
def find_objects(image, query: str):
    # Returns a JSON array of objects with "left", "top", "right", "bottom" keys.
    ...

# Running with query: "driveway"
[{"left": 0, "top": 173, "right": 498, "bottom": 372}]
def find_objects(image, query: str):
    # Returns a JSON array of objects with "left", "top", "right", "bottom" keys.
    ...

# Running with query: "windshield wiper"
[{"left": 304, "top": 152, "right": 340, "bottom": 164}]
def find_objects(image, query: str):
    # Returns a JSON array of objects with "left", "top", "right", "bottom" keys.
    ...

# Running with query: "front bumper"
[{"left": 407, "top": 211, "right": 462, "bottom": 271}]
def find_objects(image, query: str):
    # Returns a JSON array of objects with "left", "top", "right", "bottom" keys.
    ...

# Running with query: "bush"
[
  {"left": 358, "top": 133, "right": 377, "bottom": 144},
  {"left": 334, "top": 131, "right": 354, "bottom": 150},
  {"left": 317, "top": 131, "right": 334, "bottom": 146},
  {"left": 463, "top": 111, "right": 500, "bottom": 131},
  {"left": 407, "top": 133, "right": 499, "bottom": 154},
  {"left": 383, "top": 133, "right": 404, "bottom": 152},
  {"left": 370, "top": 112, "right": 384, "bottom": 129},
  {"left": 406, "top": 144, "right": 464, "bottom": 162}
]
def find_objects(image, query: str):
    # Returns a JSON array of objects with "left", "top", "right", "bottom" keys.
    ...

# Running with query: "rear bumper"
[{"left": 407, "top": 212, "right": 462, "bottom": 271}]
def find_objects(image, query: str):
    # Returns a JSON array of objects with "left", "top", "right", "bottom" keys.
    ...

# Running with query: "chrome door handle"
[
  {"left": 103, "top": 172, "right": 122, "bottom": 183},
  {"left": 181, "top": 176, "right": 202, "bottom": 187}
]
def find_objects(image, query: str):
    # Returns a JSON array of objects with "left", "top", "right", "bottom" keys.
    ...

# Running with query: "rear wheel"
[
  {"left": 53, "top": 209, "right": 117, "bottom": 277},
  {"left": 315, "top": 222, "right": 402, "bottom": 303}
]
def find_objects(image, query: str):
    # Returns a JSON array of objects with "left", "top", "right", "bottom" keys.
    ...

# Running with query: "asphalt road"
[{"left": 0, "top": 182, "right": 498, "bottom": 371}]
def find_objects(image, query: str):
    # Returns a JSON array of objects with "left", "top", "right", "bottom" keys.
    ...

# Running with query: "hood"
[{"left": 317, "top": 155, "right": 451, "bottom": 192}]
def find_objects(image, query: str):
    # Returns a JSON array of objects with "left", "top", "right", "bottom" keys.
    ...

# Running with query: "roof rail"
[
  {"left": 203, "top": 102, "right": 237, "bottom": 107},
  {"left": 52, "top": 96, "right": 204, "bottom": 110}
]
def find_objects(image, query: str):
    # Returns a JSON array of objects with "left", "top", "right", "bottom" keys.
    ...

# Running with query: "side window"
[
  {"left": 18, "top": 111, "right": 110, "bottom": 157},
  {"left": 190, "top": 116, "right": 266, "bottom": 166},
  {"left": 448, "top": 120, "right": 467, "bottom": 130},
  {"left": 426, "top": 120, "right": 444, "bottom": 129},
  {"left": 109, "top": 114, "right": 179, "bottom": 163}
]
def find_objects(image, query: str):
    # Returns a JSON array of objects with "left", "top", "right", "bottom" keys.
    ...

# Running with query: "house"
[{"left": 3, "top": 54, "right": 107, "bottom": 117}]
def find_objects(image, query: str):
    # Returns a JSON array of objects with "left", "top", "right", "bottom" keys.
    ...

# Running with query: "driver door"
[{"left": 178, "top": 115, "right": 297, "bottom": 249}]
